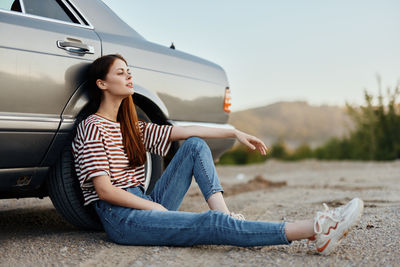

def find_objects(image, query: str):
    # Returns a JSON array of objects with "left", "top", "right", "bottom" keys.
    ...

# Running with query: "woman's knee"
[{"left": 182, "top": 137, "right": 208, "bottom": 151}]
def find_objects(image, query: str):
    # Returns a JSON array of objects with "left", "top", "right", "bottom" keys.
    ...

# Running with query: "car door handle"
[{"left": 56, "top": 40, "right": 95, "bottom": 54}]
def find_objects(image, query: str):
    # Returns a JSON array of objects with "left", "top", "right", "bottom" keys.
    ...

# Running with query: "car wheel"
[
  {"left": 47, "top": 106, "right": 163, "bottom": 230},
  {"left": 48, "top": 144, "right": 102, "bottom": 230}
]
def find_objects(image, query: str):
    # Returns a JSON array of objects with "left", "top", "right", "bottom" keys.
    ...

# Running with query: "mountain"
[{"left": 228, "top": 101, "right": 354, "bottom": 148}]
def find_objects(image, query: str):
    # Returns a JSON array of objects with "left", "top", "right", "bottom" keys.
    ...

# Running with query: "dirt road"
[{"left": 1, "top": 160, "right": 399, "bottom": 266}]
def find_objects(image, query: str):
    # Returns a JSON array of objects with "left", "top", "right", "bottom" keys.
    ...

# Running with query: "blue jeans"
[{"left": 95, "top": 137, "right": 290, "bottom": 246}]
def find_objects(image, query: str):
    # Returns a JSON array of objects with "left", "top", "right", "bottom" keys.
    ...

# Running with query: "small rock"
[
  {"left": 135, "top": 260, "right": 144, "bottom": 266},
  {"left": 236, "top": 173, "right": 245, "bottom": 180}
]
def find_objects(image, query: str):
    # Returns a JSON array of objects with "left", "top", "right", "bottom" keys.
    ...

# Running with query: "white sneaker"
[
  {"left": 230, "top": 212, "right": 246, "bottom": 220},
  {"left": 313, "top": 198, "right": 364, "bottom": 255}
]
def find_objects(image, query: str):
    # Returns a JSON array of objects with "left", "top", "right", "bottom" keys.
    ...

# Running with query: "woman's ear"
[{"left": 96, "top": 79, "right": 107, "bottom": 90}]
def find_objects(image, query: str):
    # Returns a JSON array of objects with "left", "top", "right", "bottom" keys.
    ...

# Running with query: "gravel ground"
[{"left": 0, "top": 160, "right": 399, "bottom": 267}]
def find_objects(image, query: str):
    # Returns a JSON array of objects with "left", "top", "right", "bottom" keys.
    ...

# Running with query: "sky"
[{"left": 102, "top": 0, "right": 400, "bottom": 111}]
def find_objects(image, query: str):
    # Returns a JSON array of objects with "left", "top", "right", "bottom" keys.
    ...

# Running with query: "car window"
[
  {"left": 22, "top": 0, "right": 79, "bottom": 24},
  {"left": 0, "top": 0, "right": 22, "bottom": 12}
]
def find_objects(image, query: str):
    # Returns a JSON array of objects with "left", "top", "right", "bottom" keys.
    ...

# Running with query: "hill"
[{"left": 229, "top": 101, "right": 353, "bottom": 148}]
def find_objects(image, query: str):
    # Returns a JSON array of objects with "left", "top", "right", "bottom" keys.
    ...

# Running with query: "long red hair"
[{"left": 88, "top": 54, "right": 146, "bottom": 167}]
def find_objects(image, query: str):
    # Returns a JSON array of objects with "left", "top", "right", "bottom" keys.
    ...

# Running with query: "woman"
[{"left": 72, "top": 54, "right": 363, "bottom": 255}]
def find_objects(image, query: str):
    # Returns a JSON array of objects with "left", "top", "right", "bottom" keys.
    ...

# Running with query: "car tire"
[
  {"left": 47, "top": 105, "right": 163, "bottom": 230},
  {"left": 48, "top": 144, "right": 102, "bottom": 230}
]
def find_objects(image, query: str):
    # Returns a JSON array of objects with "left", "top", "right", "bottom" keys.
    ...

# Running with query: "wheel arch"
[{"left": 132, "top": 86, "right": 170, "bottom": 125}]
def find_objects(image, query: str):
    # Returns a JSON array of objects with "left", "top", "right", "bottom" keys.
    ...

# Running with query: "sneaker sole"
[{"left": 320, "top": 198, "right": 364, "bottom": 255}]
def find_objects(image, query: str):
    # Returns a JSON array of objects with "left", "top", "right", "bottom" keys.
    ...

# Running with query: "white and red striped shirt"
[{"left": 72, "top": 113, "right": 172, "bottom": 205}]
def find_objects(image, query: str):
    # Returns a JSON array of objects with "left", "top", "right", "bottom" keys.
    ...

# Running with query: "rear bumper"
[{"left": 168, "top": 120, "right": 236, "bottom": 161}]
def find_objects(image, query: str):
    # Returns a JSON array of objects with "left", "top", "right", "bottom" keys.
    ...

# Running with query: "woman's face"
[{"left": 98, "top": 58, "right": 134, "bottom": 98}]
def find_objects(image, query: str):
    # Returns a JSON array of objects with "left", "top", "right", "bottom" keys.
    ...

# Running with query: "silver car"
[{"left": 0, "top": 0, "right": 234, "bottom": 229}]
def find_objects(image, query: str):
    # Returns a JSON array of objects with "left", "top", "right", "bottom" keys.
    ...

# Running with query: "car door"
[{"left": 0, "top": 0, "right": 101, "bottom": 168}]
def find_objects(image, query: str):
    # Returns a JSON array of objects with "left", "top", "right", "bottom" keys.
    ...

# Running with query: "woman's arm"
[
  {"left": 170, "top": 126, "right": 268, "bottom": 155},
  {"left": 92, "top": 175, "right": 167, "bottom": 211}
]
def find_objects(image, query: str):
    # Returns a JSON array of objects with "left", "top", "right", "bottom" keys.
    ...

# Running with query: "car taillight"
[{"left": 224, "top": 87, "right": 231, "bottom": 113}]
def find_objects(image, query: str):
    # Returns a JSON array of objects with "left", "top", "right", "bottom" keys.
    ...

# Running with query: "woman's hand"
[
  {"left": 235, "top": 129, "right": 268, "bottom": 155},
  {"left": 152, "top": 203, "right": 168, "bottom": 211},
  {"left": 93, "top": 175, "right": 170, "bottom": 211}
]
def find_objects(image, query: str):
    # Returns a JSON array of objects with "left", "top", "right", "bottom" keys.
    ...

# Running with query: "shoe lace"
[
  {"left": 314, "top": 203, "right": 340, "bottom": 234},
  {"left": 230, "top": 212, "right": 246, "bottom": 220}
]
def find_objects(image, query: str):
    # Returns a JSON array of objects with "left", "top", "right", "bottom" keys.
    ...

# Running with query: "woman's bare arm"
[
  {"left": 92, "top": 175, "right": 167, "bottom": 211},
  {"left": 170, "top": 125, "right": 236, "bottom": 141},
  {"left": 170, "top": 126, "right": 268, "bottom": 155}
]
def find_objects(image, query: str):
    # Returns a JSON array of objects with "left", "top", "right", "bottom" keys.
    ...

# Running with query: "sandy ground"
[{"left": 0, "top": 160, "right": 399, "bottom": 267}]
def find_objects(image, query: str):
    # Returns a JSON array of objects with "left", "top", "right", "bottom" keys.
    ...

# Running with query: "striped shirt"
[{"left": 72, "top": 113, "right": 172, "bottom": 205}]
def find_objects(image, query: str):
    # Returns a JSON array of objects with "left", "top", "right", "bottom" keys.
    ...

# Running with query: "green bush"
[
  {"left": 316, "top": 85, "right": 400, "bottom": 160},
  {"left": 218, "top": 144, "right": 269, "bottom": 165},
  {"left": 269, "top": 141, "right": 288, "bottom": 159},
  {"left": 289, "top": 143, "right": 314, "bottom": 160}
]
